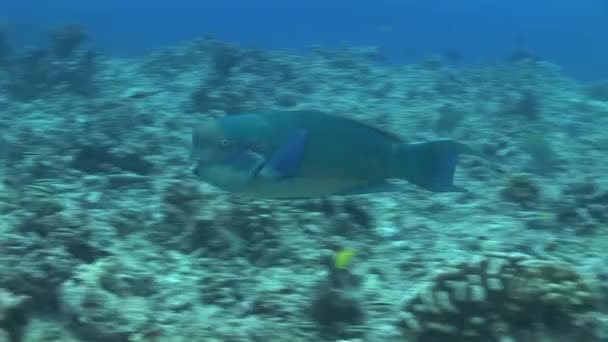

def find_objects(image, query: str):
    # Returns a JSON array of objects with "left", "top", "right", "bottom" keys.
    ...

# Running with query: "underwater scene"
[{"left": 1, "top": 1, "right": 608, "bottom": 341}]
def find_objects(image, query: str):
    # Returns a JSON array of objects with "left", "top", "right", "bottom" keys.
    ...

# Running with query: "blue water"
[{"left": 1, "top": 0, "right": 607, "bottom": 80}]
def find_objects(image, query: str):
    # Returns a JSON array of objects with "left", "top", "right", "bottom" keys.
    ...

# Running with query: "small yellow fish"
[{"left": 333, "top": 249, "right": 356, "bottom": 270}]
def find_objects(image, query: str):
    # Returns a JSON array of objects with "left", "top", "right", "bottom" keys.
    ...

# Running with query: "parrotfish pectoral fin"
[
  {"left": 256, "top": 129, "right": 309, "bottom": 180},
  {"left": 397, "top": 140, "right": 474, "bottom": 192}
]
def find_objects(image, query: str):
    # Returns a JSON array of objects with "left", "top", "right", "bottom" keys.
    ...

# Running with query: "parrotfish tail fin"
[{"left": 395, "top": 140, "right": 475, "bottom": 192}]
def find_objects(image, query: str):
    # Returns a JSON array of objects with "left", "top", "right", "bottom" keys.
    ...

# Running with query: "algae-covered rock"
[
  {"left": 501, "top": 174, "right": 541, "bottom": 208},
  {"left": 399, "top": 252, "right": 604, "bottom": 341},
  {"left": 59, "top": 258, "right": 153, "bottom": 342},
  {"left": 21, "top": 318, "right": 78, "bottom": 342},
  {"left": 586, "top": 80, "right": 608, "bottom": 102},
  {"left": 0, "top": 288, "right": 31, "bottom": 340}
]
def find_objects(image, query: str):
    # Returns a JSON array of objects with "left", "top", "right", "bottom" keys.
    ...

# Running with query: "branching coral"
[{"left": 399, "top": 252, "right": 604, "bottom": 341}]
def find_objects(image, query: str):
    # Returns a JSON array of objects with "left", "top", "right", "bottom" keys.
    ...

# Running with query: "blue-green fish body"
[{"left": 191, "top": 110, "right": 475, "bottom": 199}]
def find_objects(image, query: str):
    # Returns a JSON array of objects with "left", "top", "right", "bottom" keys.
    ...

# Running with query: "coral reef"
[
  {"left": 2, "top": 23, "right": 96, "bottom": 101},
  {"left": 0, "top": 179, "right": 110, "bottom": 311},
  {"left": 70, "top": 143, "right": 154, "bottom": 175},
  {"left": 552, "top": 181, "right": 608, "bottom": 235},
  {"left": 434, "top": 103, "right": 466, "bottom": 134},
  {"left": 155, "top": 178, "right": 374, "bottom": 265},
  {"left": 520, "top": 134, "right": 558, "bottom": 174},
  {"left": 399, "top": 252, "right": 603, "bottom": 341},
  {"left": 186, "top": 38, "right": 386, "bottom": 115},
  {"left": 59, "top": 258, "right": 154, "bottom": 341},
  {"left": 6, "top": 47, "right": 98, "bottom": 100},
  {"left": 0, "top": 34, "right": 607, "bottom": 341}
]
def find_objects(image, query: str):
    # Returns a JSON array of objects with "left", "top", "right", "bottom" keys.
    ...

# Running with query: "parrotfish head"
[
  {"left": 191, "top": 118, "right": 234, "bottom": 163},
  {"left": 191, "top": 115, "right": 274, "bottom": 192},
  {"left": 191, "top": 114, "right": 270, "bottom": 166}
]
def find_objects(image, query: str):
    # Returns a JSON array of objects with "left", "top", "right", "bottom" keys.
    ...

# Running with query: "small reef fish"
[
  {"left": 333, "top": 249, "right": 356, "bottom": 270},
  {"left": 126, "top": 90, "right": 162, "bottom": 99},
  {"left": 191, "top": 110, "right": 478, "bottom": 199}
]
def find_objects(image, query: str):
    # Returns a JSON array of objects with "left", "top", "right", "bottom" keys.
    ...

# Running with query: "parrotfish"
[{"left": 191, "top": 110, "right": 478, "bottom": 199}]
